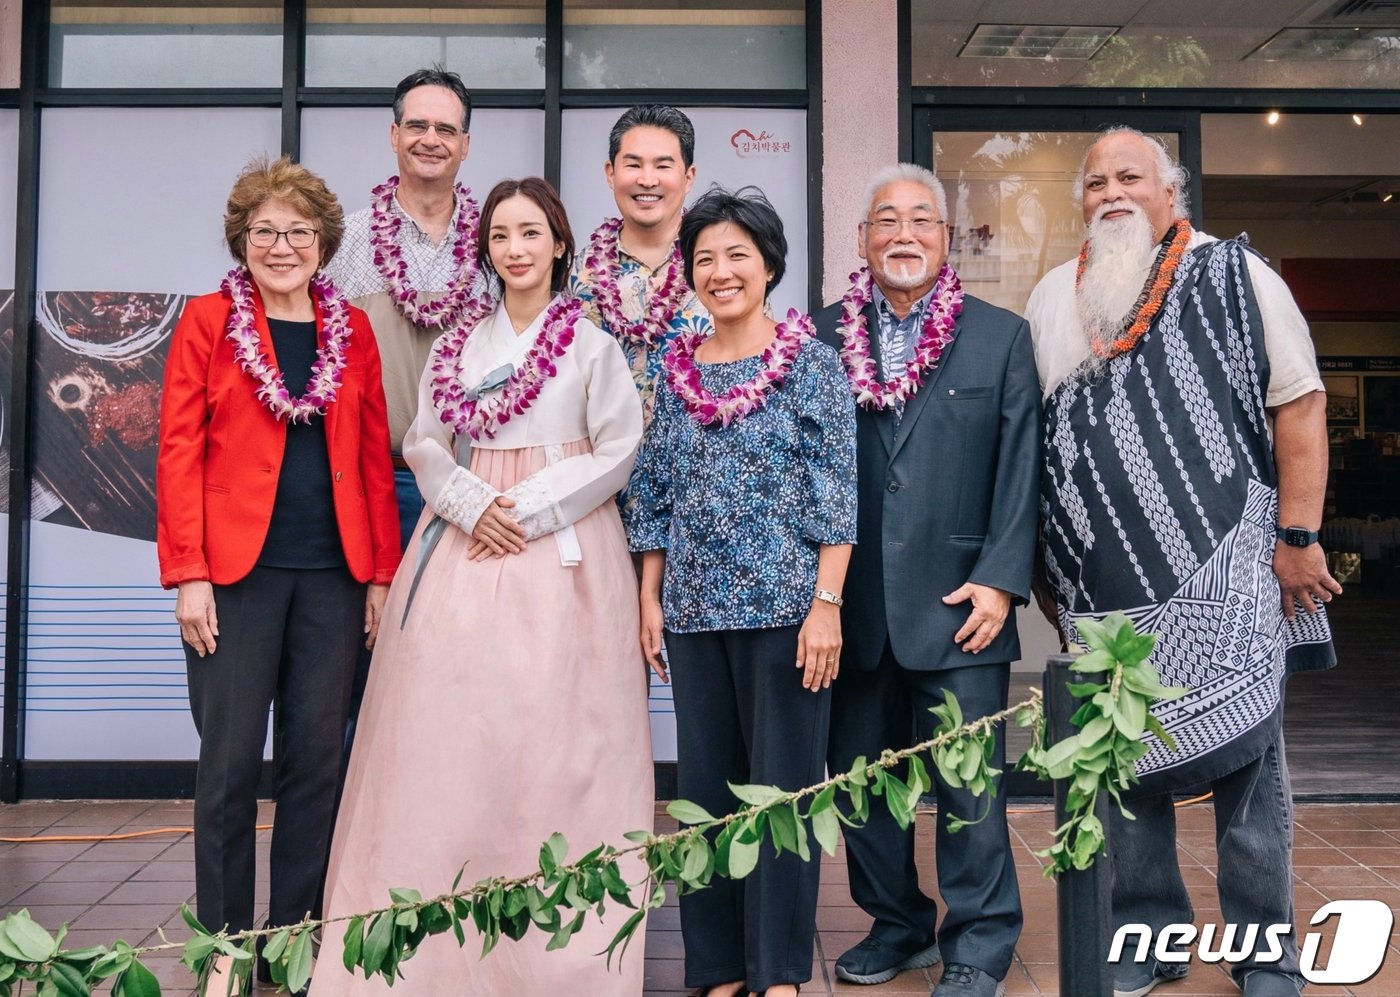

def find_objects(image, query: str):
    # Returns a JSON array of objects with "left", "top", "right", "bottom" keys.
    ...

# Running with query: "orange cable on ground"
[{"left": 1, "top": 824, "right": 273, "bottom": 844}]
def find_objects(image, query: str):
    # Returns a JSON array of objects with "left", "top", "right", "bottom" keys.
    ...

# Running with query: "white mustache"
[
  {"left": 881, "top": 247, "right": 928, "bottom": 269},
  {"left": 1091, "top": 201, "right": 1141, "bottom": 225}
]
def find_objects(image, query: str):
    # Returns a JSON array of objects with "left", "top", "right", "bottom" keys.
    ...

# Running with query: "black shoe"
[{"left": 834, "top": 934, "right": 942, "bottom": 985}]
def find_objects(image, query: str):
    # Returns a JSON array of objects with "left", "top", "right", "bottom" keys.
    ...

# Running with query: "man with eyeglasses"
[
  {"left": 813, "top": 164, "right": 1040, "bottom": 997},
  {"left": 323, "top": 66, "right": 489, "bottom": 808},
  {"left": 326, "top": 65, "right": 488, "bottom": 550}
]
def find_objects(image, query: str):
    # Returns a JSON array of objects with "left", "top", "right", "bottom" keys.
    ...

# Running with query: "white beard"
[
  {"left": 878, "top": 246, "right": 931, "bottom": 290},
  {"left": 1076, "top": 206, "right": 1157, "bottom": 363}
]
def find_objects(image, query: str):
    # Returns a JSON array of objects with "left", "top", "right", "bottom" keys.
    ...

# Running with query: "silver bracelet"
[{"left": 813, "top": 589, "right": 844, "bottom": 607}]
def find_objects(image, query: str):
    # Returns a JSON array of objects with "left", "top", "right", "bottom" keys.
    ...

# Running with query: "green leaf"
[
  {"left": 726, "top": 835, "right": 760, "bottom": 879},
  {"left": 1073, "top": 616, "right": 1110, "bottom": 651},
  {"left": 48, "top": 962, "right": 89, "bottom": 997},
  {"left": 287, "top": 931, "right": 313, "bottom": 994},
  {"left": 342, "top": 916, "right": 364, "bottom": 974},
  {"left": 261, "top": 927, "right": 291, "bottom": 965},
  {"left": 362, "top": 912, "right": 394, "bottom": 975},
  {"left": 1113, "top": 688, "right": 1147, "bottom": 739},
  {"left": 1078, "top": 715, "right": 1112, "bottom": 747},
  {"left": 602, "top": 909, "right": 646, "bottom": 970},
  {"left": 666, "top": 800, "right": 717, "bottom": 825},
  {"left": 546, "top": 832, "right": 569, "bottom": 867},
  {"left": 1, "top": 914, "right": 58, "bottom": 963},
  {"left": 113, "top": 960, "right": 160, "bottom": 997},
  {"left": 807, "top": 784, "right": 837, "bottom": 817},
  {"left": 768, "top": 805, "right": 799, "bottom": 855},
  {"left": 680, "top": 838, "right": 711, "bottom": 885},
  {"left": 179, "top": 906, "right": 210, "bottom": 937},
  {"left": 388, "top": 887, "right": 422, "bottom": 906},
  {"left": 845, "top": 756, "right": 870, "bottom": 786},
  {"left": 811, "top": 805, "right": 840, "bottom": 856},
  {"left": 728, "top": 782, "right": 786, "bottom": 807}
]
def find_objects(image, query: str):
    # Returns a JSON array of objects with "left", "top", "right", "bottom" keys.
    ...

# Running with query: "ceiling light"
[
  {"left": 1267, "top": 110, "right": 1281, "bottom": 125},
  {"left": 959, "top": 23, "right": 1118, "bottom": 60},
  {"left": 1386, "top": 192, "right": 1395, "bottom": 203},
  {"left": 1250, "top": 27, "right": 1400, "bottom": 61},
  {"left": 1353, "top": 113, "right": 1366, "bottom": 125}
]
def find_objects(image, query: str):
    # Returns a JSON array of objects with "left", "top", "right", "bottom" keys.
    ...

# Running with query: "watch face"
[{"left": 1280, "top": 527, "right": 1316, "bottom": 547}]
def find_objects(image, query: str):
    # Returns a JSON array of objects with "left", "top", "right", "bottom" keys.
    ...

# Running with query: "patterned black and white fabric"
[{"left": 1041, "top": 236, "right": 1335, "bottom": 796}]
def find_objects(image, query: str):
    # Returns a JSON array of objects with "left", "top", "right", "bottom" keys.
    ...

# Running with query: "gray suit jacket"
[{"left": 815, "top": 293, "right": 1041, "bottom": 671}]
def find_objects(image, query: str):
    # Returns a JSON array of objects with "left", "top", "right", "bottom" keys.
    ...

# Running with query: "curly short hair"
[
  {"left": 223, "top": 155, "right": 345, "bottom": 267},
  {"left": 678, "top": 185, "right": 787, "bottom": 295}
]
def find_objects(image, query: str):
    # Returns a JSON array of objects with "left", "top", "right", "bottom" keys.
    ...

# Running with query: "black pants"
[
  {"left": 827, "top": 648, "right": 1022, "bottom": 979},
  {"left": 665, "top": 625, "right": 830, "bottom": 992},
  {"left": 185, "top": 565, "right": 363, "bottom": 933}
]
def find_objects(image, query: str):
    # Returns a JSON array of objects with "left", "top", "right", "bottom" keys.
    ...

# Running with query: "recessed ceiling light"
[
  {"left": 959, "top": 23, "right": 1118, "bottom": 60},
  {"left": 1267, "top": 110, "right": 1281, "bottom": 125},
  {"left": 1353, "top": 113, "right": 1366, "bottom": 125},
  {"left": 1250, "top": 27, "right": 1400, "bottom": 61}
]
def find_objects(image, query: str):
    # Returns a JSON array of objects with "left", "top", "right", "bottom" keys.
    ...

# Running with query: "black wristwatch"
[{"left": 1276, "top": 525, "right": 1320, "bottom": 548}]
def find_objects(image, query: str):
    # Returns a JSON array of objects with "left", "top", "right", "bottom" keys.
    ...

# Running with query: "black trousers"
[
  {"left": 184, "top": 564, "right": 363, "bottom": 933},
  {"left": 827, "top": 648, "right": 1022, "bottom": 979},
  {"left": 665, "top": 625, "right": 830, "bottom": 992}
]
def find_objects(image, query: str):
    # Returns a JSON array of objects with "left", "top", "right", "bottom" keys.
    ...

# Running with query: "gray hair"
[
  {"left": 1073, "top": 125, "right": 1190, "bottom": 218},
  {"left": 861, "top": 163, "right": 949, "bottom": 221}
]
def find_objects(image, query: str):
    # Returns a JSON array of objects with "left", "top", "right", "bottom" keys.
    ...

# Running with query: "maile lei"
[
  {"left": 837, "top": 264, "right": 963, "bottom": 410},
  {"left": 663, "top": 309, "right": 812, "bottom": 428},
  {"left": 222, "top": 266, "right": 351, "bottom": 424},
  {"left": 581, "top": 216, "right": 690, "bottom": 348},
  {"left": 430, "top": 297, "right": 582, "bottom": 441},
  {"left": 1076, "top": 217, "right": 1192, "bottom": 359},
  {"left": 370, "top": 175, "right": 485, "bottom": 330}
]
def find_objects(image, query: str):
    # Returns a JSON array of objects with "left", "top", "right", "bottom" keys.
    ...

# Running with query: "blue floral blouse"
[{"left": 627, "top": 337, "right": 858, "bottom": 633}]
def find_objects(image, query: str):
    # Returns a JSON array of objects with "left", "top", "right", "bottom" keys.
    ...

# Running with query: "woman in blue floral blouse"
[{"left": 627, "top": 186, "right": 857, "bottom": 997}]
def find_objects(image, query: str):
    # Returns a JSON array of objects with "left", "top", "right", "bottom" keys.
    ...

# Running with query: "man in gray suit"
[{"left": 814, "top": 164, "right": 1040, "bottom": 997}]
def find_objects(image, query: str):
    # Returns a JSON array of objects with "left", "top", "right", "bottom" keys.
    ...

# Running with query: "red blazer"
[{"left": 157, "top": 285, "right": 402, "bottom": 589}]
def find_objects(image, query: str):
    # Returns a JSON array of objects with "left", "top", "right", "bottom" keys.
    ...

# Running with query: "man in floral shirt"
[{"left": 569, "top": 105, "right": 712, "bottom": 430}]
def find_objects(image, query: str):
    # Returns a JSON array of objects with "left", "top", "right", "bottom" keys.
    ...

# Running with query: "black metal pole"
[{"left": 1044, "top": 653, "right": 1113, "bottom": 997}]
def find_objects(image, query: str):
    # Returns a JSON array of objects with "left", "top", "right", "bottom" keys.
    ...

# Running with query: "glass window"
[
  {"left": 2, "top": 0, "right": 19, "bottom": 88},
  {"left": 912, "top": 3, "right": 1400, "bottom": 89},
  {"left": 564, "top": 2, "right": 804, "bottom": 89},
  {"left": 26, "top": 107, "right": 281, "bottom": 761},
  {"left": 1, "top": 110, "right": 16, "bottom": 662},
  {"left": 48, "top": 1, "right": 281, "bottom": 87},
  {"left": 306, "top": 2, "right": 546, "bottom": 89},
  {"left": 930, "top": 129, "right": 1180, "bottom": 316},
  {"left": 301, "top": 107, "right": 546, "bottom": 209}
]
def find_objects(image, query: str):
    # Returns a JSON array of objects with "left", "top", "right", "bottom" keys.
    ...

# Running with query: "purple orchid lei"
[
  {"left": 370, "top": 175, "right": 483, "bottom": 331},
  {"left": 663, "top": 308, "right": 813, "bottom": 428},
  {"left": 580, "top": 216, "right": 690, "bottom": 349},
  {"left": 836, "top": 264, "right": 963, "bottom": 410},
  {"left": 221, "top": 266, "right": 352, "bottom": 424},
  {"left": 430, "top": 296, "right": 582, "bottom": 441}
]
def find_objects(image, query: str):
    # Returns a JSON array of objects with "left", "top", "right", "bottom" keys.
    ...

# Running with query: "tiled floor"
[{"left": 3, "top": 800, "right": 1400, "bottom": 996}]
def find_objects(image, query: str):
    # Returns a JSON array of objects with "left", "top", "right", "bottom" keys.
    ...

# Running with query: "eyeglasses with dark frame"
[{"left": 245, "top": 226, "right": 319, "bottom": 249}]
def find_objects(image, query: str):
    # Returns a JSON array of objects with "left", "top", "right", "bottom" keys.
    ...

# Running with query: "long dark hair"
[{"left": 476, "top": 177, "right": 576, "bottom": 295}]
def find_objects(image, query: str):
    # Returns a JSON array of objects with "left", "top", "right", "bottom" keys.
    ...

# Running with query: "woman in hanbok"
[{"left": 318, "top": 177, "right": 653, "bottom": 997}]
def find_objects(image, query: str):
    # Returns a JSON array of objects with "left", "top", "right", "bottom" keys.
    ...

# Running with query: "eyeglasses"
[
  {"left": 246, "top": 226, "right": 319, "bottom": 249},
  {"left": 865, "top": 216, "right": 946, "bottom": 236},
  {"left": 399, "top": 120, "right": 463, "bottom": 140}
]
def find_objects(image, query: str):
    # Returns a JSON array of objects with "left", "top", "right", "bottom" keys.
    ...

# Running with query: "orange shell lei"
[{"left": 1076, "top": 218, "right": 1193, "bottom": 359}]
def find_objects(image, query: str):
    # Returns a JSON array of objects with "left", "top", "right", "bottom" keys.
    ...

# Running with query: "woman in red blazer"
[{"left": 156, "top": 155, "right": 400, "bottom": 993}]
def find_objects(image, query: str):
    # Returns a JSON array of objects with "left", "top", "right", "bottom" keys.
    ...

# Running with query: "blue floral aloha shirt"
[
  {"left": 568, "top": 246, "right": 713, "bottom": 430},
  {"left": 626, "top": 337, "right": 858, "bottom": 633}
]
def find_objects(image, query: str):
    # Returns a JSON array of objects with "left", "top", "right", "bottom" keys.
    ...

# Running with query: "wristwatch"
[
  {"left": 813, "top": 589, "right": 844, "bottom": 607},
  {"left": 1276, "top": 525, "right": 1320, "bottom": 548}
]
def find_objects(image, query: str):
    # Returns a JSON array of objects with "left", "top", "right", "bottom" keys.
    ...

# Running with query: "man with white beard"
[
  {"left": 815, "top": 164, "right": 1040, "bottom": 997},
  {"left": 1025, "top": 128, "right": 1339, "bottom": 997}
]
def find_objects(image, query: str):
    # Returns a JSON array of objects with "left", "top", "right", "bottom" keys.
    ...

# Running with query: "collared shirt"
[
  {"left": 569, "top": 241, "right": 712, "bottom": 431},
  {"left": 1024, "top": 229, "right": 1324, "bottom": 406},
  {"left": 872, "top": 282, "right": 937, "bottom": 433},
  {"left": 324, "top": 188, "right": 492, "bottom": 450},
  {"left": 626, "top": 338, "right": 858, "bottom": 633}
]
